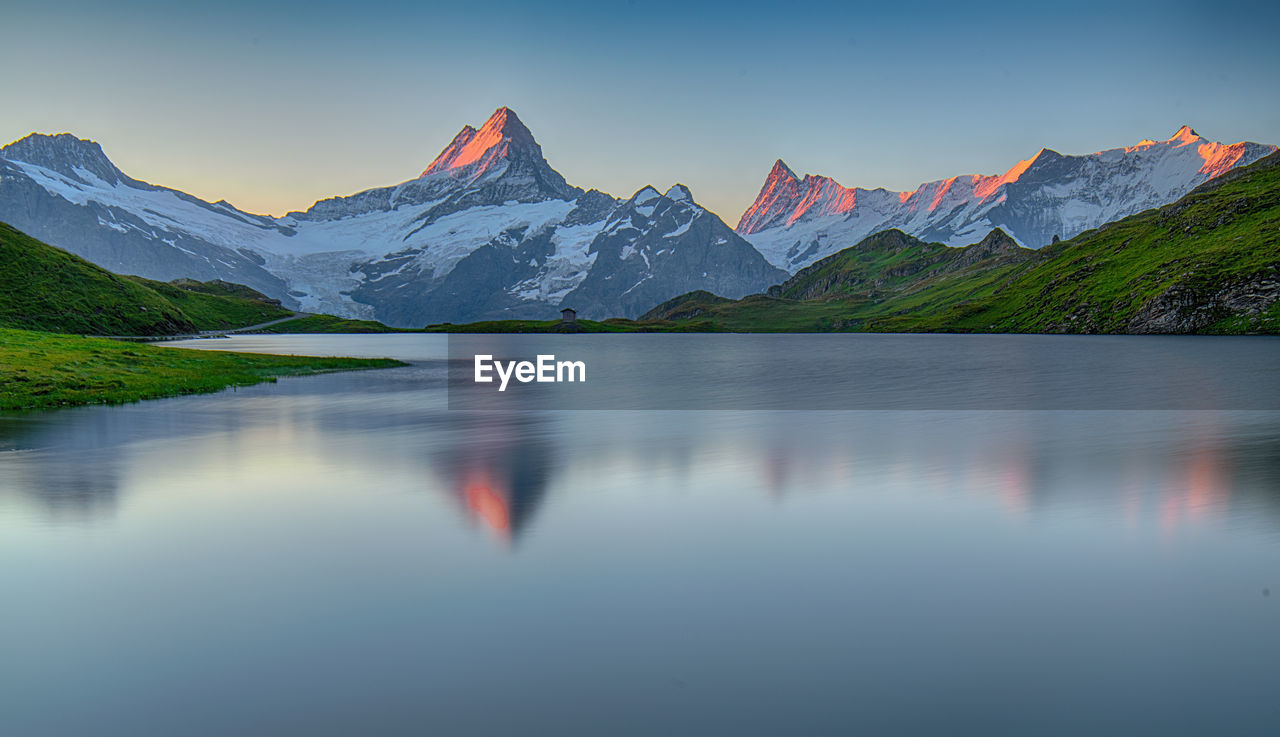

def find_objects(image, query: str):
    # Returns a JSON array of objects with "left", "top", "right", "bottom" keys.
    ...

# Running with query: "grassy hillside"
[
  {"left": 0, "top": 328, "right": 404, "bottom": 411},
  {"left": 132, "top": 278, "right": 293, "bottom": 330},
  {"left": 641, "top": 229, "right": 1043, "bottom": 331},
  {"left": 645, "top": 152, "right": 1280, "bottom": 334},
  {"left": 0, "top": 221, "right": 198, "bottom": 335},
  {"left": 165, "top": 277, "right": 283, "bottom": 301},
  {"left": 878, "top": 151, "right": 1280, "bottom": 334},
  {"left": 768, "top": 228, "right": 1037, "bottom": 301},
  {"left": 0, "top": 221, "right": 294, "bottom": 335},
  {"left": 261, "top": 314, "right": 406, "bottom": 333}
]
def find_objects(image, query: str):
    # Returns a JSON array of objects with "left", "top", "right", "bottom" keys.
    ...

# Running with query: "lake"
[{"left": 2, "top": 334, "right": 1279, "bottom": 736}]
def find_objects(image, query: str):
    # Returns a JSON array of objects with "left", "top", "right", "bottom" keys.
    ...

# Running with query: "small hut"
[{"left": 560, "top": 307, "right": 577, "bottom": 324}]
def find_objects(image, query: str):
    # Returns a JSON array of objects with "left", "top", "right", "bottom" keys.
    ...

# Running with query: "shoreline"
[{"left": 0, "top": 328, "right": 405, "bottom": 412}]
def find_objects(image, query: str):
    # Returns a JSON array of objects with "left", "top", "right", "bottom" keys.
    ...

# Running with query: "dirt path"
[
  {"left": 199, "top": 312, "right": 312, "bottom": 335},
  {"left": 105, "top": 312, "right": 314, "bottom": 342}
]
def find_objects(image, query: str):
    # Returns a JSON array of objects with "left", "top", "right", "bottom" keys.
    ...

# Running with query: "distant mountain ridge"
[
  {"left": 0, "top": 108, "right": 783, "bottom": 326},
  {"left": 647, "top": 151, "right": 1280, "bottom": 334},
  {"left": 738, "top": 126, "right": 1276, "bottom": 273},
  {"left": 1, "top": 115, "right": 1273, "bottom": 326}
]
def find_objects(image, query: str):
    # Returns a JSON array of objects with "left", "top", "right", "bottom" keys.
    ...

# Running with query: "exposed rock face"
[
  {"left": 953, "top": 228, "right": 1024, "bottom": 267},
  {"left": 2, "top": 133, "right": 128, "bottom": 184},
  {"left": 4, "top": 117, "right": 1273, "bottom": 327},
  {"left": 1128, "top": 272, "right": 1280, "bottom": 333},
  {"left": 739, "top": 127, "right": 1277, "bottom": 272},
  {"left": 639, "top": 290, "right": 732, "bottom": 322},
  {"left": 560, "top": 185, "right": 786, "bottom": 318},
  {"left": 357, "top": 184, "right": 785, "bottom": 324},
  {"left": 0, "top": 109, "right": 782, "bottom": 325},
  {"left": 0, "top": 152, "right": 290, "bottom": 300},
  {"left": 295, "top": 108, "right": 579, "bottom": 226}
]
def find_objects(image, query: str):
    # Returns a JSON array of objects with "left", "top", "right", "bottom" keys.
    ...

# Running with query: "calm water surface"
[{"left": 2, "top": 335, "right": 1278, "bottom": 736}]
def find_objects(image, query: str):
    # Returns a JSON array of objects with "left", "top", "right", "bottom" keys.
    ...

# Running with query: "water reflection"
[
  {"left": 3, "top": 384, "right": 1280, "bottom": 544},
  {"left": 434, "top": 413, "right": 556, "bottom": 543},
  {"left": 4, "top": 339, "right": 1280, "bottom": 736}
]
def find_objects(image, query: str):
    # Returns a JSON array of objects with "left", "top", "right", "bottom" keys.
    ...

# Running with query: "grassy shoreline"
[
  {"left": 0, "top": 328, "right": 405, "bottom": 412},
  {"left": 259, "top": 313, "right": 415, "bottom": 333},
  {"left": 424, "top": 318, "right": 713, "bottom": 333}
]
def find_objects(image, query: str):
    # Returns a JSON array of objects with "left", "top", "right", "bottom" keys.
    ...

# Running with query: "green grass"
[
  {"left": 637, "top": 232, "right": 1043, "bottom": 332},
  {"left": 0, "top": 328, "right": 405, "bottom": 412},
  {"left": 130, "top": 277, "right": 293, "bottom": 330},
  {"left": 424, "top": 317, "right": 716, "bottom": 333},
  {"left": 879, "top": 154, "right": 1280, "bottom": 334},
  {"left": 650, "top": 294, "right": 861, "bottom": 332},
  {"left": 261, "top": 313, "right": 408, "bottom": 333},
  {"left": 12, "top": 148, "right": 1274, "bottom": 339},
  {"left": 0, "top": 221, "right": 412, "bottom": 335},
  {"left": 164, "top": 277, "right": 282, "bottom": 301},
  {"left": 0, "top": 221, "right": 197, "bottom": 335},
  {"left": 0, "top": 221, "right": 299, "bottom": 335},
  {"left": 636, "top": 259, "right": 1043, "bottom": 332},
  {"left": 642, "top": 152, "right": 1280, "bottom": 334}
]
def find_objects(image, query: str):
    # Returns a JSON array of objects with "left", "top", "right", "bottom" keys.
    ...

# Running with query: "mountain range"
[
  {"left": 645, "top": 150, "right": 1280, "bottom": 334},
  {"left": 737, "top": 126, "right": 1275, "bottom": 272},
  {"left": 0, "top": 108, "right": 782, "bottom": 327},
  {"left": 0, "top": 110, "right": 1273, "bottom": 326}
]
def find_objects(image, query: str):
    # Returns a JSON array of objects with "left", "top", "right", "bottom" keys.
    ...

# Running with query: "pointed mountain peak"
[
  {"left": 973, "top": 148, "right": 1064, "bottom": 199},
  {"left": 971, "top": 227, "right": 1022, "bottom": 252},
  {"left": 867, "top": 229, "right": 926, "bottom": 247},
  {"left": 3, "top": 132, "right": 103, "bottom": 159},
  {"left": 1004, "top": 147, "right": 1061, "bottom": 175},
  {"left": 768, "top": 158, "right": 799, "bottom": 183},
  {"left": 664, "top": 183, "right": 693, "bottom": 202},
  {"left": 737, "top": 159, "right": 809, "bottom": 234},
  {"left": 951, "top": 228, "right": 1030, "bottom": 267},
  {"left": 1, "top": 132, "right": 126, "bottom": 184},
  {"left": 630, "top": 185, "right": 662, "bottom": 205},
  {"left": 482, "top": 106, "right": 535, "bottom": 145},
  {"left": 421, "top": 107, "right": 539, "bottom": 179},
  {"left": 1169, "top": 125, "right": 1201, "bottom": 145}
]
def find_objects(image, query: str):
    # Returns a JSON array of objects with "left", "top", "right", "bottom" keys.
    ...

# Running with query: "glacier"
[
  {"left": 0, "top": 113, "right": 1273, "bottom": 324},
  {"left": 0, "top": 108, "right": 782, "bottom": 325}
]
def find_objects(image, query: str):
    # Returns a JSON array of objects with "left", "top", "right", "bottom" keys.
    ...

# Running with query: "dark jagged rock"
[{"left": 0, "top": 110, "right": 785, "bottom": 326}]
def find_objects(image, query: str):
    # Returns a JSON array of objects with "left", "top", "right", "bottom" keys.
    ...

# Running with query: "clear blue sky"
[{"left": 4, "top": 0, "right": 1277, "bottom": 221}]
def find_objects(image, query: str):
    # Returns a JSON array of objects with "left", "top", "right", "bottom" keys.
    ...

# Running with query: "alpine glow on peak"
[
  {"left": 420, "top": 107, "right": 540, "bottom": 181},
  {"left": 0, "top": 108, "right": 783, "bottom": 326},
  {"left": 736, "top": 127, "right": 1276, "bottom": 272}
]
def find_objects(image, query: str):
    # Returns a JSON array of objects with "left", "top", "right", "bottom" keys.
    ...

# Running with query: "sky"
[{"left": 3, "top": 0, "right": 1278, "bottom": 222}]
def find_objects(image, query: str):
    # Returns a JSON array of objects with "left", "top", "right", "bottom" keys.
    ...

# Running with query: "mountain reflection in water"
[
  {"left": 2, "top": 379, "right": 1278, "bottom": 542},
  {"left": 2, "top": 337, "right": 1280, "bottom": 737}
]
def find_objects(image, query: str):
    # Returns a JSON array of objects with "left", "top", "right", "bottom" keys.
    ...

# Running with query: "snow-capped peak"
[
  {"left": 737, "top": 159, "right": 806, "bottom": 235},
  {"left": 631, "top": 185, "right": 662, "bottom": 205},
  {"left": 768, "top": 159, "right": 799, "bottom": 184},
  {"left": 1169, "top": 125, "right": 1201, "bottom": 146},
  {"left": 665, "top": 183, "right": 693, "bottom": 202},
  {"left": 422, "top": 125, "right": 478, "bottom": 175},
  {"left": 420, "top": 106, "right": 539, "bottom": 180},
  {"left": 0, "top": 133, "right": 128, "bottom": 185},
  {"left": 0, "top": 117, "right": 780, "bottom": 327},
  {"left": 969, "top": 148, "right": 1060, "bottom": 199},
  {"left": 737, "top": 126, "right": 1277, "bottom": 273}
]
